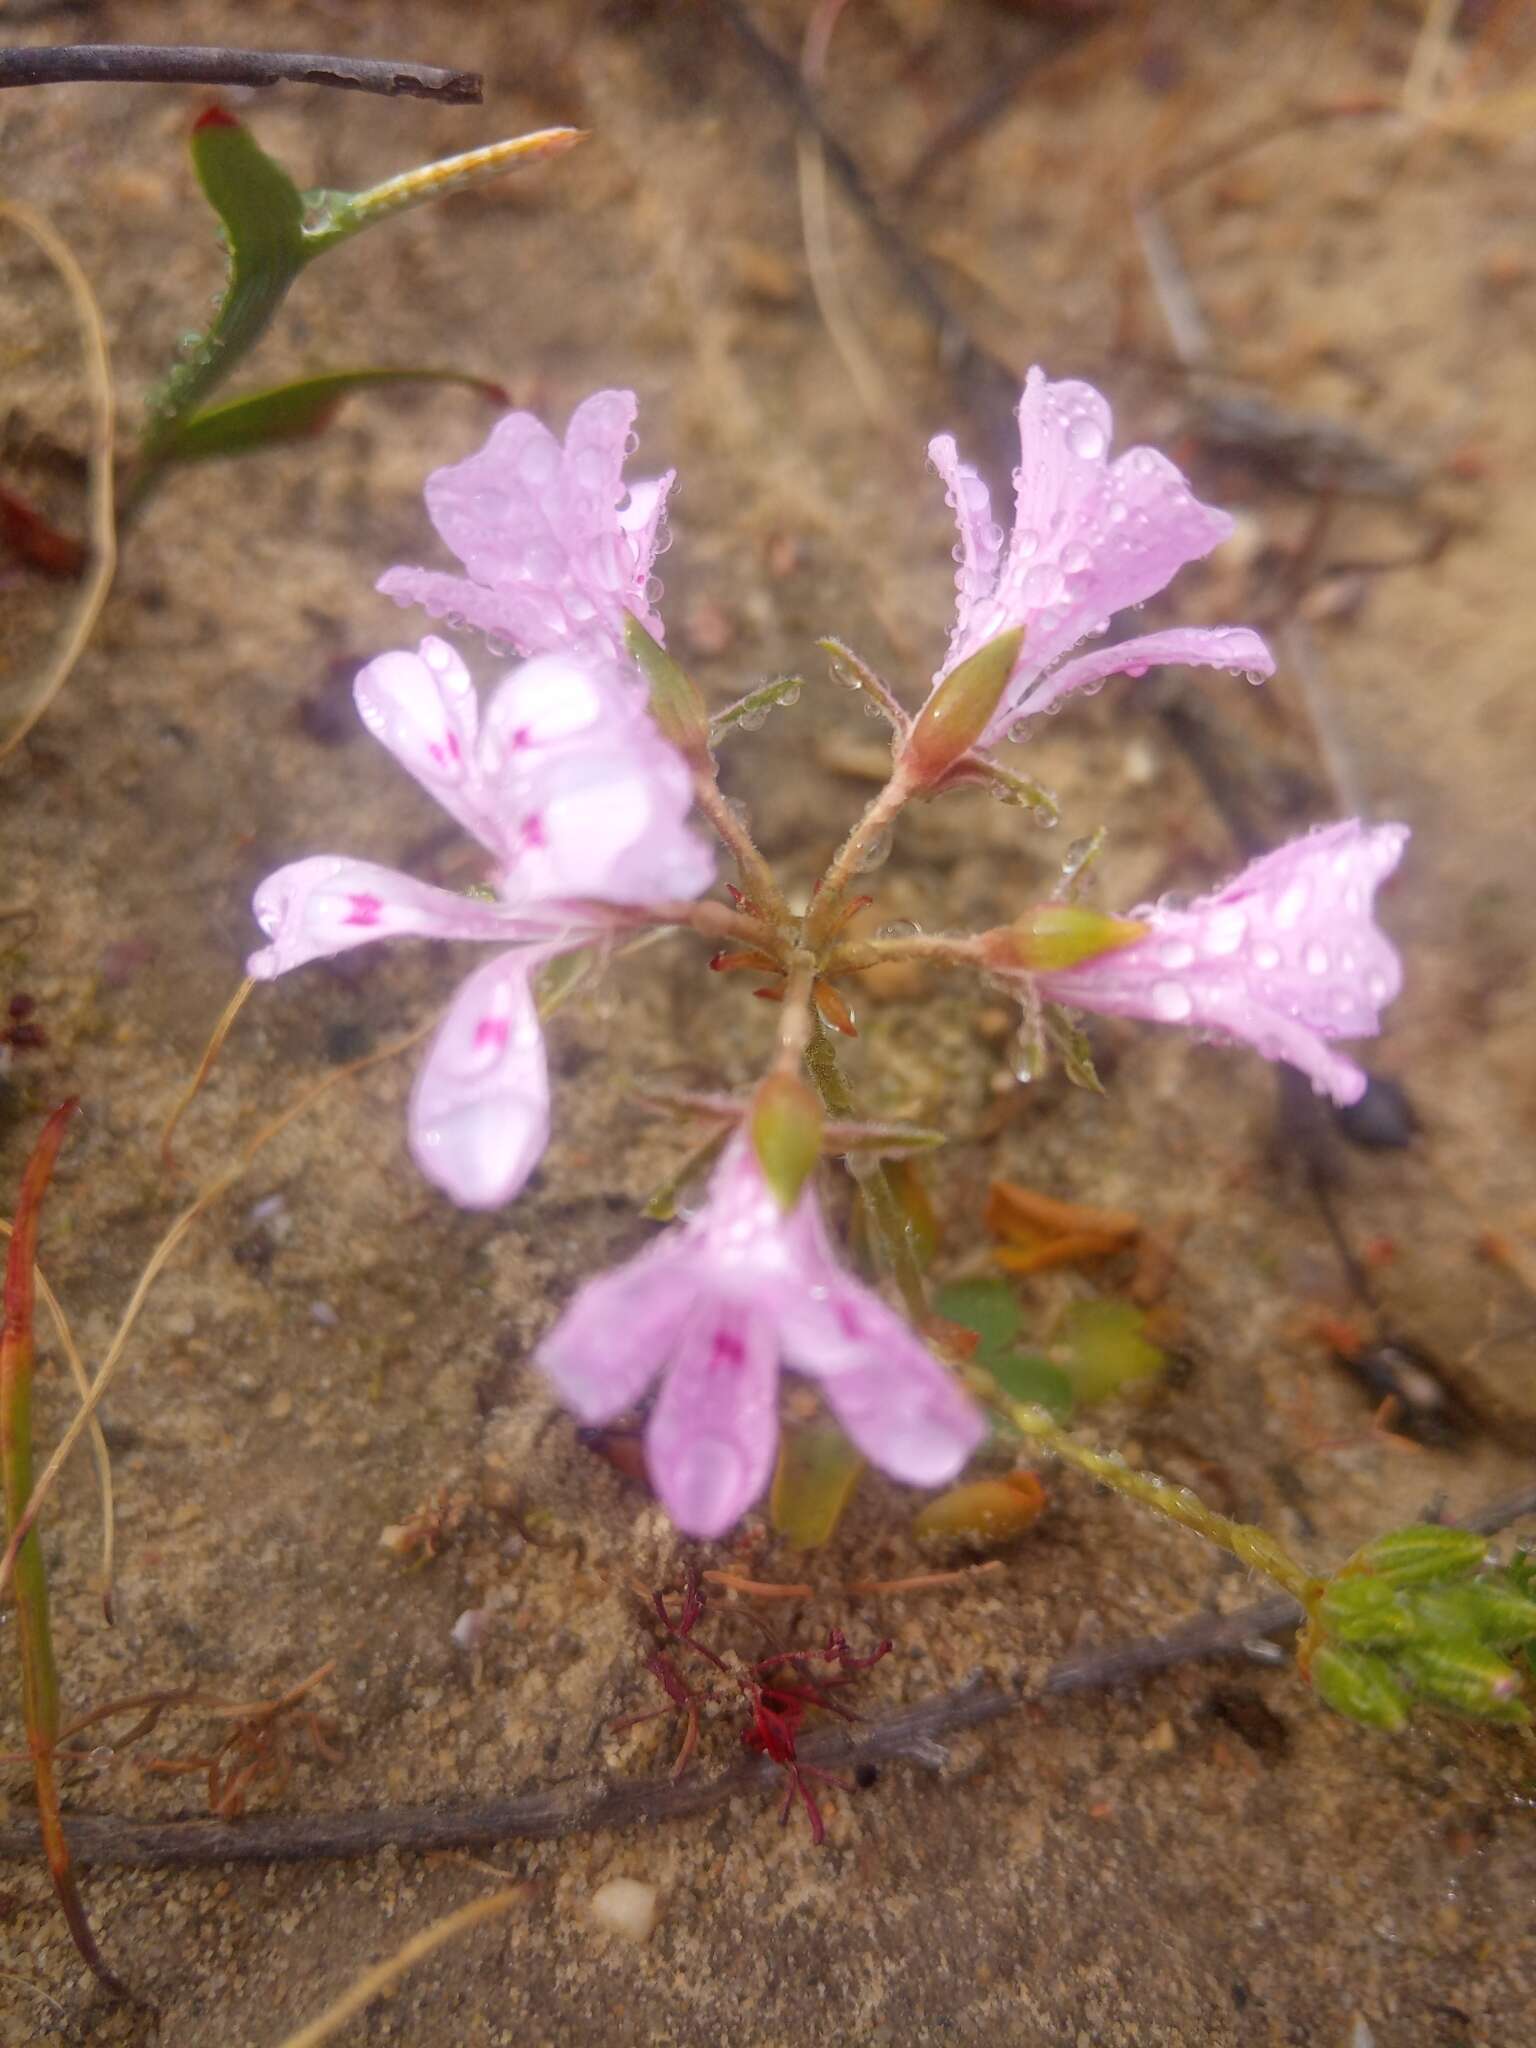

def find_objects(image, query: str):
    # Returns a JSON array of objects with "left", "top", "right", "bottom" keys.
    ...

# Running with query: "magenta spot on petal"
[
  {"left": 711, "top": 1329, "right": 746, "bottom": 1369},
  {"left": 472, "top": 1016, "right": 510, "bottom": 1054},
  {"left": 343, "top": 893, "right": 383, "bottom": 928},
  {"left": 521, "top": 814, "right": 548, "bottom": 849}
]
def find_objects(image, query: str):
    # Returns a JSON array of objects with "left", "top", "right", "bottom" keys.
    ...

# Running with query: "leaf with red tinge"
[{"left": 159, "top": 369, "right": 510, "bottom": 466}]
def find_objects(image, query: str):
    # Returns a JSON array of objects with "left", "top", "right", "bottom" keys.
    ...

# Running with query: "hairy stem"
[
  {"left": 803, "top": 771, "right": 913, "bottom": 948},
  {"left": 692, "top": 774, "right": 789, "bottom": 927},
  {"left": 978, "top": 1381, "right": 1318, "bottom": 1603},
  {"left": 803, "top": 1021, "right": 929, "bottom": 1321},
  {"left": 824, "top": 930, "right": 983, "bottom": 976}
]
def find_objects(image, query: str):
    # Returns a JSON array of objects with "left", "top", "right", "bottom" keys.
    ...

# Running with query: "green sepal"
[
  {"left": 902, "top": 627, "right": 1024, "bottom": 786},
  {"left": 750, "top": 1074, "right": 822, "bottom": 1213},
  {"left": 1310, "top": 1644, "right": 1409, "bottom": 1732},
  {"left": 1006, "top": 905, "right": 1149, "bottom": 973},
  {"left": 623, "top": 613, "right": 710, "bottom": 760}
]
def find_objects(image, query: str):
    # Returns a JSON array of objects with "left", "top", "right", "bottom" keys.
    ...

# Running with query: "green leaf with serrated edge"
[
  {"left": 157, "top": 369, "right": 508, "bottom": 465},
  {"left": 986, "top": 1352, "right": 1074, "bottom": 1421},
  {"left": 770, "top": 1422, "right": 864, "bottom": 1549},
  {"left": 140, "top": 109, "right": 309, "bottom": 466},
  {"left": 933, "top": 1278, "right": 1021, "bottom": 1358},
  {"left": 1056, "top": 1301, "right": 1164, "bottom": 1403}
]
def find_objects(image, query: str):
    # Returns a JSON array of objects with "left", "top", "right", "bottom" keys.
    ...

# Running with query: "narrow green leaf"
[
  {"left": 770, "top": 1422, "right": 864, "bottom": 1549},
  {"left": 141, "top": 109, "right": 309, "bottom": 462},
  {"left": 300, "top": 127, "right": 585, "bottom": 256},
  {"left": 157, "top": 368, "right": 508, "bottom": 465},
  {"left": 709, "top": 675, "right": 806, "bottom": 743}
]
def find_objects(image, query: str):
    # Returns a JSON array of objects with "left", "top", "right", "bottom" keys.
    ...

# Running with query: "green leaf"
[
  {"left": 933, "top": 1277, "right": 1021, "bottom": 1358},
  {"left": 1352, "top": 1525, "right": 1488, "bottom": 1588},
  {"left": 710, "top": 676, "right": 806, "bottom": 743},
  {"left": 623, "top": 613, "right": 710, "bottom": 759},
  {"left": 1310, "top": 1644, "right": 1409, "bottom": 1732},
  {"left": 155, "top": 368, "right": 508, "bottom": 465},
  {"left": 986, "top": 1352, "right": 1075, "bottom": 1422},
  {"left": 770, "top": 1422, "right": 864, "bottom": 1549},
  {"left": 141, "top": 109, "right": 310, "bottom": 463},
  {"left": 1056, "top": 1301, "right": 1164, "bottom": 1404},
  {"left": 299, "top": 127, "right": 583, "bottom": 255}
]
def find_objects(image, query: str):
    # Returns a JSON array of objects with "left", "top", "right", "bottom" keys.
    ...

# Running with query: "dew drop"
[
  {"left": 1160, "top": 941, "right": 1196, "bottom": 970},
  {"left": 1151, "top": 980, "right": 1194, "bottom": 1022},
  {"left": 1305, "top": 943, "right": 1330, "bottom": 976},
  {"left": 1203, "top": 907, "right": 1247, "bottom": 956},
  {"left": 854, "top": 826, "right": 893, "bottom": 872},
  {"left": 1067, "top": 416, "right": 1107, "bottom": 461}
]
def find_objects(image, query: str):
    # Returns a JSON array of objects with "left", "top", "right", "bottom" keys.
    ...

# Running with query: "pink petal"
[
  {"left": 407, "top": 947, "right": 555, "bottom": 1208},
  {"left": 377, "top": 390, "right": 672, "bottom": 664},
  {"left": 929, "top": 432, "right": 1003, "bottom": 671},
  {"left": 644, "top": 1304, "right": 779, "bottom": 1538},
  {"left": 246, "top": 857, "right": 543, "bottom": 980},
  {"left": 536, "top": 1234, "right": 694, "bottom": 1424},
  {"left": 988, "top": 625, "right": 1274, "bottom": 737},
  {"left": 353, "top": 641, "right": 508, "bottom": 857},
  {"left": 478, "top": 652, "right": 638, "bottom": 774},
  {"left": 500, "top": 736, "right": 713, "bottom": 909},
  {"left": 1037, "top": 821, "right": 1409, "bottom": 1105},
  {"left": 781, "top": 1277, "right": 985, "bottom": 1486}
]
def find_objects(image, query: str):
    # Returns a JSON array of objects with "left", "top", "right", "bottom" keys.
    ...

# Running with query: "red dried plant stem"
[{"left": 1, "top": 1102, "right": 123, "bottom": 1993}]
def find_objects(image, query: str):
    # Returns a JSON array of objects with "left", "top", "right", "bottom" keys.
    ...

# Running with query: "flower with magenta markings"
[
  {"left": 247, "top": 635, "right": 713, "bottom": 1208},
  {"left": 928, "top": 365, "right": 1274, "bottom": 748},
  {"left": 537, "top": 1132, "right": 986, "bottom": 1539},
  {"left": 990, "top": 821, "right": 1408, "bottom": 1105},
  {"left": 378, "top": 388, "right": 673, "bottom": 668}
]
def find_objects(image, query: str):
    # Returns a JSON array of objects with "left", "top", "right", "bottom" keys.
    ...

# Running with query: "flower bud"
[
  {"left": 983, "top": 904, "right": 1150, "bottom": 975},
  {"left": 1316, "top": 1574, "right": 1416, "bottom": 1648},
  {"left": 750, "top": 1073, "right": 823, "bottom": 1213},
  {"left": 1352, "top": 1525, "right": 1488, "bottom": 1587},
  {"left": 624, "top": 612, "right": 710, "bottom": 762},
  {"left": 1310, "top": 1643, "right": 1409, "bottom": 1732},
  {"left": 901, "top": 627, "right": 1024, "bottom": 787},
  {"left": 1398, "top": 1637, "right": 1526, "bottom": 1718}
]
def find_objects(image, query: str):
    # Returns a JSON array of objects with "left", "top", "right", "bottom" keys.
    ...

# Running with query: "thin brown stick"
[
  {"left": 844, "top": 1560, "right": 1004, "bottom": 1596},
  {"left": 273, "top": 1885, "right": 532, "bottom": 2048},
  {"left": 0, "top": 45, "right": 482, "bottom": 104},
  {"left": 0, "top": 197, "right": 116, "bottom": 764},
  {"left": 702, "top": 1570, "right": 815, "bottom": 1600},
  {"left": 9, "top": 1479, "right": 1533, "bottom": 1870}
]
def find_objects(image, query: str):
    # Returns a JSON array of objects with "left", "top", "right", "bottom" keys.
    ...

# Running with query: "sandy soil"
[{"left": 3, "top": 2, "right": 1535, "bottom": 2042}]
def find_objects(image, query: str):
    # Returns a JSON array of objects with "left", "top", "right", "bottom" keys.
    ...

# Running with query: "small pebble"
[{"left": 589, "top": 1877, "right": 660, "bottom": 1943}]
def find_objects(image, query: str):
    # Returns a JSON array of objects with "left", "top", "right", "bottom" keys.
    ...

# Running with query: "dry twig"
[{"left": 0, "top": 45, "right": 482, "bottom": 104}]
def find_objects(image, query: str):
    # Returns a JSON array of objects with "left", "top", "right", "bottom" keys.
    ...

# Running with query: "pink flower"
[
  {"left": 377, "top": 389, "right": 673, "bottom": 667},
  {"left": 929, "top": 366, "right": 1274, "bottom": 747},
  {"left": 247, "top": 637, "right": 713, "bottom": 1208},
  {"left": 1024, "top": 821, "right": 1408, "bottom": 1105},
  {"left": 538, "top": 1135, "right": 986, "bottom": 1538}
]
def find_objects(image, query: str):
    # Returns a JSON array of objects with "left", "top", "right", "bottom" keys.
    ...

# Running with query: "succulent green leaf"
[
  {"left": 933, "top": 1277, "right": 1022, "bottom": 1358},
  {"left": 154, "top": 369, "right": 508, "bottom": 466},
  {"left": 1310, "top": 1644, "right": 1410, "bottom": 1731},
  {"left": 1317, "top": 1575, "right": 1416, "bottom": 1648},
  {"left": 986, "top": 1351, "right": 1075, "bottom": 1422},
  {"left": 1056, "top": 1301, "right": 1165, "bottom": 1404},
  {"left": 299, "top": 128, "right": 583, "bottom": 256},
  {"left": 1398, "top": 1637, "right": 1525, "bottom": 1718},
  {"left": 1353, "top": 1525, "right": 1488, "bottom": 1588}
]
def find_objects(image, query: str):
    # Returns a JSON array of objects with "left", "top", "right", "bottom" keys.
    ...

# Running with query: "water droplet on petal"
[
  {"left": 1067, "top": 416, "right": 1107, "bottom": 460},
  {"left": 1151, "top": 980, "right": 1194, "bottom": 1023}
]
